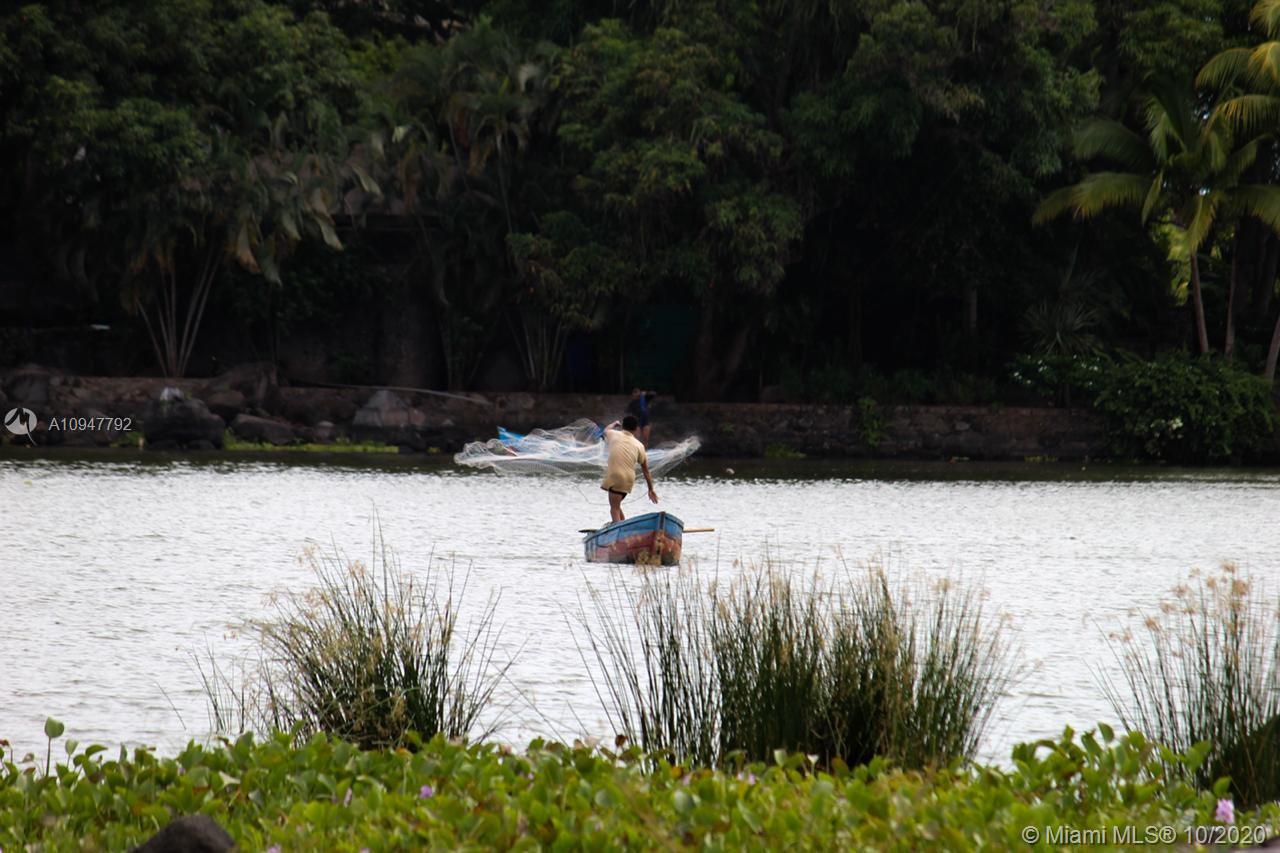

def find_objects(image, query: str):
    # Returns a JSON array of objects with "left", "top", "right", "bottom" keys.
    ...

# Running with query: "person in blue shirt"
[{"left": 625, "top": 388, "right": 656, "bottom": 447}]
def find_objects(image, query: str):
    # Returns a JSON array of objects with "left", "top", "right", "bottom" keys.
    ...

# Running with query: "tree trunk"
[
  {"left": 1253, "top": 232, "right": 1279, "bottom": 321},
  {"left": 1241, "top": 221, "right": 1266, "bottom": 321},
  {"left": 1189, "top": 251, "right": 1210, "bottom": 355},
  {"left": 1226, "top": 240, "right": 1240, "bottom": 359},
  {"left": 1265, "top": 306, "right": 1280, "bottom": 384},
  {"left": 1261, "top": 250, "right": 1278, "bottom": 321}
]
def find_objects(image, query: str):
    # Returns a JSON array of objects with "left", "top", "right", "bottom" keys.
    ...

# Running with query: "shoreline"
[
  {"left": 6, "top": 363, "right": 1279, "bottom": 462},
  {"left": 1, "top": 364, "right": 1116, "bottom": 461},
  {"left": 7, "top": 442, "right": 1280, "bottom": 480}
]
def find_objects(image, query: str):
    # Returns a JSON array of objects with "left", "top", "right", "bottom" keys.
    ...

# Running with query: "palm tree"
[
  {"left": 384, "top": 22, "right": 555, "bottom": 389},
  {"left": 121, "top": 118, "right": 358, "bottom": 378},
  {"left": 1198, "top": 0, "right": 1280, "bottom": 381},
  {"left": 1034, "top": 81, "right": 1280, "bottom": 356}
]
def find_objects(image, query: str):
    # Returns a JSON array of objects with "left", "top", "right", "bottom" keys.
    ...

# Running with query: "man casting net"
[{"left": 453, "top": 418, "right": 700, "bottom": 477}]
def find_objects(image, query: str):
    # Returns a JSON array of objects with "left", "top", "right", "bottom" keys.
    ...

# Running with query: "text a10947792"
[
  {"left": 44, "top": 416, "right": 134, "bottom": 433},
  {"left": 4, "top": 409, "right": 135, "bottom": 443}
]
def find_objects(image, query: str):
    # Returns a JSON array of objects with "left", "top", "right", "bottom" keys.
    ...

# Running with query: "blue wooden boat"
[{"left": 583, "top": 512, "right": 684, "bottom": 565}]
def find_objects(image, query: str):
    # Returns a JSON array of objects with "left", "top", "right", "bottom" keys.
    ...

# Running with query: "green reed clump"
[
  {"left": 573, "top": 568, "right": 720, "bottom": 766},
  {"left": 875, "top": 573, "right": 1011, "bottom": 768},
  {"left": 579, "top": 558, "right": 1013, "bottom": 770},
  {"left": 1102, "top": 564, "right": 1280, "bottom": 807},
  {"left": 713, "top": 571, "right": 827, "bottom": 763},
  {"left": 201, "top": 534, "right": 510, "bottom": 749}
]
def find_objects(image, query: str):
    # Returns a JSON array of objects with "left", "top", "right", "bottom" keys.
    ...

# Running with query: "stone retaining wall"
[{"left": 1, "top": 364, "right": 1106, "bottom": 459}]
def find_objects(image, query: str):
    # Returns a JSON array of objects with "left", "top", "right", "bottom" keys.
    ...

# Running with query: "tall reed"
[
  {"left": 201, "top": 533, "right": 511, "bottom": 749},
  {"left": 713, "top": 570, "right": 827, "bottom": 762},
  {"left": 578, "top": 557, "right": 1013, "bottom": 770},
  {"left": 573, "top": 568, "right": 720, "bottom": 766},
  {"left": 872, "top": 574, "right": 1010, "bottom": 768},
  {"left": 1102, "top": 564, "right": 1280, "bottom": 807}
]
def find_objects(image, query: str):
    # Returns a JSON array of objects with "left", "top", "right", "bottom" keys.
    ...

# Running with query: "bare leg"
[
  {"left": 609, "top": 491, "right": 626, "bottom": 523},
  {"left": 641, "top": 425, "right": 652, "bottom": 447}
]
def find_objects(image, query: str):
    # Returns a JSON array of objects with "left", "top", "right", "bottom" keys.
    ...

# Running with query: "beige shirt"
[{"left": 601, "top": 429, "right": 647, "bottom": 492}]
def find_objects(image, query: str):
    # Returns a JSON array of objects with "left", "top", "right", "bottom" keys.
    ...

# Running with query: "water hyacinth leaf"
[
  {"left": 736, "top": 800, "right": 763, "bottom": 832},
  {"left": 44, "top": 718, "right": 64, "bottom": 740},
  {"left": 1187, "top": 741, "right": 1210, "bottom": 772},
  {"left": 302, "top": 800, "right": 326, "bottom": 824}
]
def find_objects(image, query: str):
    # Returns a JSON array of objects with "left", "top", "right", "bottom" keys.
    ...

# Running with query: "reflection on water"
[{"left": 2, "top": 451, "right": 1278, "bottom": 765}]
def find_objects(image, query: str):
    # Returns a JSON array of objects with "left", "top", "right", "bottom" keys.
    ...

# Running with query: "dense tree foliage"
[{"left": 3, "top": 0, "right": 1280, "bottom": 399}]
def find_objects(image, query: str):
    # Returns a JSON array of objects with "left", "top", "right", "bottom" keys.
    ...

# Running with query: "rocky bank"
[{"left": 0, "top": 363, "right": 1106, "bottom": 459}]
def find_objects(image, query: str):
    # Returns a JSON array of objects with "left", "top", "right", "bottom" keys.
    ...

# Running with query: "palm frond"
[
  {"left": 1143, "top": 99, "right": 1175, "bottom": 163},
  {"left": 1032, "top": 186, "right": 1080, "bottom": 225},
  {"left": 1184, "top": 190, "right": 1223, "bottom": 251},
  {"left": 1199, "top": 47, "right": 1253, "bottom": 91},
  {"left": 1222, "top": 137, "right": 1262, "bottom": 183},
  {"left": 1230, "top": 184, "right": 1280, "bottom": 234},
  {"left": 1142, "top": 88, "right": 1194, "bottom": 164},
  {"left": 1216, "top": 94, "right": 1280, "bottom": 136},
  {"left": 1249, "top": 41, "right": 1280, "bottom": 88},
  {"left": 1144, "top": 81, "right": 1197, "bottom": 156},
  {"left": 1252, "top": 0, "right": 1280, "bottom": 38},
  {"left": 1072, "top": 119, "right": 1155, "bottom": 170},
  {"left": 1059, "top": 172, "right": 1152, "bottom": 221},
  {"left": 1141, "top": 171, "right": 1165, "bottom": 223},
  {"left": 1199, "top": 119, "right": 1233, "bottom": 174}
]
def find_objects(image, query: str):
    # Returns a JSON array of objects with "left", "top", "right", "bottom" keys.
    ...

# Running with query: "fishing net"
[{"left": 454, "top": 418, "right": 701, "bottom": 477}]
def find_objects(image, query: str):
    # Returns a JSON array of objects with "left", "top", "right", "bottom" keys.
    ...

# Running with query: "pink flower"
[
  {"left": 1216, "top": 798, "right": 1235, "bottom": 824},
  {"left": 736, "top": 771, "right": 757, "bottom": 784},
  {"left": 266, "top": 846, "right": 282, "bottom": 853},
  {"left": 343, "top": 788, "right": 353, "bottom": 806},
  {"left": 419, "top": 784, "right": 434, "bottom": 799}
]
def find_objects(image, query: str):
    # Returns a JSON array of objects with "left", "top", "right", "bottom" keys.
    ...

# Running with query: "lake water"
[{"left": 3, "top": 451, "right": 1278, "bottom": 765}]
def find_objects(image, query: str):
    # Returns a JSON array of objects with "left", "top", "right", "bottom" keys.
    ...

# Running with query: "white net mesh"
[{"left": 453, "top": 418, "right": 701, "bottom": 477}]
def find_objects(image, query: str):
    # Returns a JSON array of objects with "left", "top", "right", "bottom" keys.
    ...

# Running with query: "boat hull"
[{"left": 583, "top": 512, "right": 684, "bottom": 565}]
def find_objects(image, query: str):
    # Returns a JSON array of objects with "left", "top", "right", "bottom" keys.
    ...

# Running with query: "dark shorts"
[{"left": 602, "top": 486, "right": 628, "bottom": 499}]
